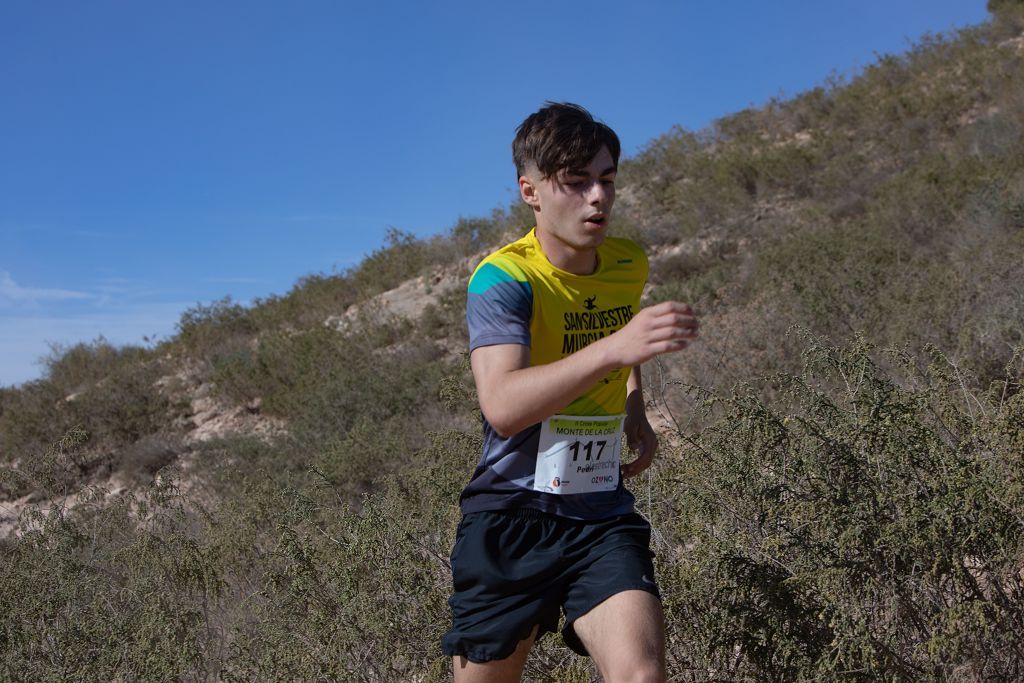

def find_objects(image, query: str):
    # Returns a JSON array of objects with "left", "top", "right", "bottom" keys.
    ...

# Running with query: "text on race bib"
[{"left": 534, "top": 414, "right": 624, "bottom": 495}]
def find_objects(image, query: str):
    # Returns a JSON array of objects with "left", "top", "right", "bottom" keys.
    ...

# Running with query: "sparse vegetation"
[
  {"left": 1, "top": 11, "right": 1023, "bottom": 680},
  {"left": 649, "top": 337, "right": 1024, "bottom": 680}
]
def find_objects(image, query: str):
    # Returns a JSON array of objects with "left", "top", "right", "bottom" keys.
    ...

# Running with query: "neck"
[{"left": 534, "top": 228, "right": 598, "bottom": 275}]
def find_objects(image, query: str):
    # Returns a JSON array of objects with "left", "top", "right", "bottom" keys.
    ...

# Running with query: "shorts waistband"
[
  {"left": 488, "top": 507, "right": 563, "bottom": 521},
  {"left": 471, "top": 507, "right": 632, "bottom": 524}
]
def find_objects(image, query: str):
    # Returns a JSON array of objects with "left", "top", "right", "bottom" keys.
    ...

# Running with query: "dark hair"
[{"left": 512, "top": 102, "right": 621, "bottom": 180}]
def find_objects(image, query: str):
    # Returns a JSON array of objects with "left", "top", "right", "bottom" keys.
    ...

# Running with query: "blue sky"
[{"left": 1, "top": 1, "right": 991, "bottom": 386}]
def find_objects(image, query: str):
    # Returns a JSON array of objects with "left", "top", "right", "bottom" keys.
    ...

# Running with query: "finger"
[
  {"left": 658, "top": 339, "right": 688, "bottom": 354},
  {"left": 649, "top": 314, "right": 700, "bottom": 336},
  {"left": 648, "top": 321, "right": 699, "bottom": 342},
  {"left": 658, "top": 301, "right": 693, "bottom": 315},
  {"left": 647, "top": 301, "right": 694, "bottom": 318},
  {"left": 650, "top": 300, "right": 686, "bottom": 314},
  {"left": 621, "top": 452, "right": 653, "bottom": 479},
  {"left": 671, "top": 302, "right": 694, "bottom": 316},
  {"left": 622, "top": 460, "right": 648, "bottom": 479}
]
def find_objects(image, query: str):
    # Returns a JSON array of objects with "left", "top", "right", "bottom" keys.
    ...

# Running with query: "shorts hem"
[{"left": 442, "top": 622, "right": 550, "bottom": 664}]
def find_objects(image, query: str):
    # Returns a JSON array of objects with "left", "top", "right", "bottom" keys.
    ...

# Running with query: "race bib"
[{"left": 534, "top": 414, "right": 624, "bottom": 495}]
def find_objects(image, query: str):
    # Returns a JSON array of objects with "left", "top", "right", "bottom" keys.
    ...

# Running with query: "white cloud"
[
  {"left": 0, "top": 268, "right": 273, "bottom": 386},
  {"left": 0, "top": 302, "right": 192, "bottom": 387},
  {"left": 0, "top": 271, "right": 94, "bottom": 307}
]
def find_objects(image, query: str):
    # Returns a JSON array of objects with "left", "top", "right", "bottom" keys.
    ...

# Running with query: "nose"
[{"left": 586, "top": 180, "right": 610, "bottom": 206}]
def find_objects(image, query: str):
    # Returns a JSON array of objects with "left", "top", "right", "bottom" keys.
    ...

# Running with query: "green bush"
[
  {"left": 989, "top": 0, "right": 1024, "bottom": 35},
  {"left": 646, "top": 240, "right": 740, "bottom": 313},
  {"left": 212, "top": 313, "right": 454, "bottom": 459},
  {"left": 41, "top": 337, "right": 151, "bottom": 396},
  {"left": 0, "top": 341, "right": 173, "bottom": 497},
  {"left": 0, "top": 458, "right": 227, "bottom": 681},
  {"left": 416, "top": 285, "right": 468, "bottom": 343},
  {"left": 0, "top": 380, "right": 71, "bottom": 471},
  {"left": 345, "top": 227, "right": 432, "bottom": 299},
  {"left": 69, "top": 355, "right": 172, "bottom": 450},
  {"left": 250, "top": 272, "right": 359, "bottom": 332},
  {"left": 648, "top": 338, "right": 1024, "bottom": 680},
  {"left": 175, "top": 297, "right": 258, "bottom": 366}
]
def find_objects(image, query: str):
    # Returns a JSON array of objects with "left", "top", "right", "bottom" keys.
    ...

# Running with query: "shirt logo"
[{"left": 583, "top": 295, "right": 598, "bottom": 310}]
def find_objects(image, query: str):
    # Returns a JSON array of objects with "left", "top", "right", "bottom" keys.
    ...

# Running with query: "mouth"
[{"left": 584, "top": 213, "right": 607, "bottom": 227}]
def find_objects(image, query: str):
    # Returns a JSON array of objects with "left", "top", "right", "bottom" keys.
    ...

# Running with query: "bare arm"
[{"left": 471, "top": 301, "right": 698, "bottom": 437}]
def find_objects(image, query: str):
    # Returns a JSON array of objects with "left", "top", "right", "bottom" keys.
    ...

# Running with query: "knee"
[{"left": 605, "top": 662, "right": 664, "bottom": 683}]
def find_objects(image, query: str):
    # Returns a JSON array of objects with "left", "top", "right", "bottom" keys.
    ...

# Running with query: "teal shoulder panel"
[
  {"left": 468, "top": 261, "right": 533, "bottom": 297},
  {"left": 468, "top": 262, "right": 513, "bottom": 294}
]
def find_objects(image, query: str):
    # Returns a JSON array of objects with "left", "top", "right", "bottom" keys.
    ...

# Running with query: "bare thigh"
[{"left": 572, "top": 590, "right": 665, "bottom": 683}]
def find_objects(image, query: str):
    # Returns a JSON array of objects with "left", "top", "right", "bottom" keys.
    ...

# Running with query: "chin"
[{"left": 580, "top": 226, "right": 608, "bottom": 244}]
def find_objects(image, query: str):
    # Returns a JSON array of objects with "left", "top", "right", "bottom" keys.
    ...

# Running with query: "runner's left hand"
[{"left": 621, "top": 411, "right": 657, "bottom": 479}]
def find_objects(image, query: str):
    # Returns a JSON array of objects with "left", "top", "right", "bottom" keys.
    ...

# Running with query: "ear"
[{"left": 519, "top": 175, "right": 541, "bottom": 211}]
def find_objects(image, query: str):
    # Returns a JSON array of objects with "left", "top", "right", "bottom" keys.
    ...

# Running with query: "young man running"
[{"left": 442, "top": 102, "right": 699, "bottom": 682}]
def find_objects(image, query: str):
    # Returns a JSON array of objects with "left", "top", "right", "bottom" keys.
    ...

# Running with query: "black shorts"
[{"left": 441, "top": 508, "right": 660, "bottom": 663}]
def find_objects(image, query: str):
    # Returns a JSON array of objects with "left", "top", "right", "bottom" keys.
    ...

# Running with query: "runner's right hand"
[{"left": 605, "top": 301, "right": 699, "bottom": 367}]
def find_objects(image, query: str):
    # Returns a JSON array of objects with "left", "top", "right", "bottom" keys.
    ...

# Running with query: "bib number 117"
[{"left": 569, "top": 440, "right": 606, "bottom": 462}]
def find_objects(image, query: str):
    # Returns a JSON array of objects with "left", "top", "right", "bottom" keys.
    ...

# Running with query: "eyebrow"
[{"left": 564, "top": 166, "right": 617, "bottom": 178}]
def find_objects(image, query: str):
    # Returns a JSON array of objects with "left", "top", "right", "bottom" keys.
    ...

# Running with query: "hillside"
[{"left": 1, "top": 5, "right": 1023, "bottom": 680}]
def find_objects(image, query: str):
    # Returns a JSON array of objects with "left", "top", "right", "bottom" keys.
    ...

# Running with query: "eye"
[{"left": 565, "top": 179, "right": 586, "bottom": 188}]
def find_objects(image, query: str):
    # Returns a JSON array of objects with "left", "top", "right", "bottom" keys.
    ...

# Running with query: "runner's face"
[{"left": 521, "top": 146, "right": 616, "bottom": 272}]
